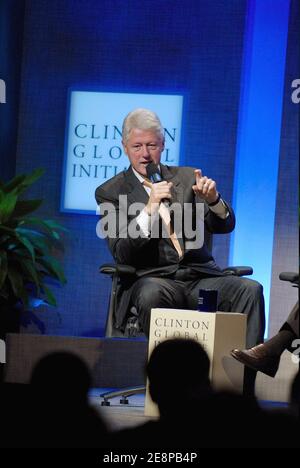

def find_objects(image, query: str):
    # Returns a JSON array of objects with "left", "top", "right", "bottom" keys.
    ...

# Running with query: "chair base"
[{"left": 100, "top": 385, "right": 146, "bottom": 405}]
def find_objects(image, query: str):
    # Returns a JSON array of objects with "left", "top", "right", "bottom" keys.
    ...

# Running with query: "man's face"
[{"left": 123, "top": 128, "right": 164, "bottom": 177}]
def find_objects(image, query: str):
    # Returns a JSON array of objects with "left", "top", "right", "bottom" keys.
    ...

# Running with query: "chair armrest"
[
  {"left": 279, "top": 272, "right": 299, "bottom": 285},
  {"left": 222, "top": 266, "right": 253, "bottom": 276},
  {"left": 99, "top": 263, "right": 136, "bottom": 276}
]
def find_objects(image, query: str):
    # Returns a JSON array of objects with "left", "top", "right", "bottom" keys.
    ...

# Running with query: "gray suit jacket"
[{"left": 95, "top": 164, "right": 235, "bottom": 329}]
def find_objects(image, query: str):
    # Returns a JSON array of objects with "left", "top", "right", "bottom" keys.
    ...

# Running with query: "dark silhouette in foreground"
[
  {"left": 1, "top": 344, "right": 298, "bottom": 448},
  {"left": 1, "top": 351, "right": 108, "bottom": 448},
  {"left": 109, "top": 338, "right": 299, "bottom": 448}
]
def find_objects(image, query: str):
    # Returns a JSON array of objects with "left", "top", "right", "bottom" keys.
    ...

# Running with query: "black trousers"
[
  {"left": 130, "top": 271, "right": 265, "bottom": 348},
  {"left": 130, "top": 270, "right": 265, "bottom": 396}
]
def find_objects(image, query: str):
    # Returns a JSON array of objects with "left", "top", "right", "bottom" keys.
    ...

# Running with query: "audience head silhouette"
[
  {"left": 30, "top": 351, "right": 91, "bottom": 403},
  {"left": 146, "top": 338, "right": 211, "bottom": 416},
  {"left": 27, "top": 351, "right": 109, "bottom": 448}
]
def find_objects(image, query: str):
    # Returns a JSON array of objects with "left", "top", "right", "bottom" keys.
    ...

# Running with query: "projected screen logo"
[{"left": 61, "top": 91, "right": 184, "bottom": 213}]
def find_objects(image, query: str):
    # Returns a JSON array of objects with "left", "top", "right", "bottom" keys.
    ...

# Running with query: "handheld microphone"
[
  {"left": 146, "top": 162, "right": 170, "bottom": 207},
  {"left": 146, "top": 162, "right": 163, "bottom": 183}
]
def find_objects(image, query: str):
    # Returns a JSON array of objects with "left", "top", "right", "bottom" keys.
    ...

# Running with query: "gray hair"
[{"left": 122, "top": 108, "right": 164, "bottom": 143}]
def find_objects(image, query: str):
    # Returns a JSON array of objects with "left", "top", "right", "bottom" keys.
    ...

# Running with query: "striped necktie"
[{"left": 143, "top": 179, "right": 183, "bottom": 259}]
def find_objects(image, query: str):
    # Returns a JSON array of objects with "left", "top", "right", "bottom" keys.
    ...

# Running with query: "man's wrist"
[{"left": 208, "top": 192, "right": 221, "bottom": 206}]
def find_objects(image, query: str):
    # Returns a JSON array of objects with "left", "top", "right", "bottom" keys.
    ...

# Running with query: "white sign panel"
[{"left": 61, "top": 91, "right": 184, "bottom": 213}]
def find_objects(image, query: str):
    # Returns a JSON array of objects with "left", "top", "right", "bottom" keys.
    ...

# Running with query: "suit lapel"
[
  {"left": 123, "top": 167, "right": 149, "bottom": 205},
  {"left": 123, "top": 164, "right": 185, "bottom": 206},
  {"left": 160, "top": 165, "right": 185, "bottom": 254},
  {"left": 160, "top": 164, "right": 184, "bottom": 207}
]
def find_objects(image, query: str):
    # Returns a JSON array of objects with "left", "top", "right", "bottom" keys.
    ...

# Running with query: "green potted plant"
[{"left": 0, "top": 168, "right": 67, "bottom": 339}]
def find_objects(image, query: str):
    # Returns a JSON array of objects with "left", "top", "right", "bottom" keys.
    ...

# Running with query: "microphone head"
[{"left": 146, "top": 162, "right": 162, "bottom": 183}]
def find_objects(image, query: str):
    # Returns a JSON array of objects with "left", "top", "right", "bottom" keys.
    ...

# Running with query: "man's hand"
[
  {"left": 192, "top": 169, "right": 219, "bottom": 204},
  {"left": 145, "top": 181, "right": 173, "bottom": 215}
]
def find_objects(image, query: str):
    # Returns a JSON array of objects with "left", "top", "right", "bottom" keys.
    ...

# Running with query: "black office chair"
[
  {"left": 100, "top": 226, "right": 254, "bottom": 339},
  {"left": 278, "top": 271, "right": 299, "bottom": 287},
  {"left": 99, "top": 263, "right": 142, "bottom": 339}
]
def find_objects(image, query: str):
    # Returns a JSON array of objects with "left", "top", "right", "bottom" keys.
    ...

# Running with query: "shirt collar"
[{"left": 132, "top": 165, "right": 161, "bottom": 184}]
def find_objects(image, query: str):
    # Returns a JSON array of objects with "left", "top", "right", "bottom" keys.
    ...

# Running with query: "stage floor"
[
  {"left": 89, "top": 388, "right": 153, "bottom": 431},
  {"left": 89, "top": 388, "right": 289, "bottom": 432}
]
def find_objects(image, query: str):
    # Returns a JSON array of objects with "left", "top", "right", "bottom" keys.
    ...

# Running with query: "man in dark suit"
[{"left": 95, "top": 108, "right": 265, "bottom": 353}]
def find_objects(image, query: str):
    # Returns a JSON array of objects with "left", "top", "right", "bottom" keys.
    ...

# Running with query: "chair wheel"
[
  {"left": 120, "top": 397, "right": 129, "bottom": 404},
  {"left": 101, "top": 400, "right": 110, "bottom": 406}
]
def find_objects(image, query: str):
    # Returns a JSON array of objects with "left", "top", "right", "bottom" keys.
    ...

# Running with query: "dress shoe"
[{"left": 231, "top": 344, "right": 280, "bottom": 378}]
